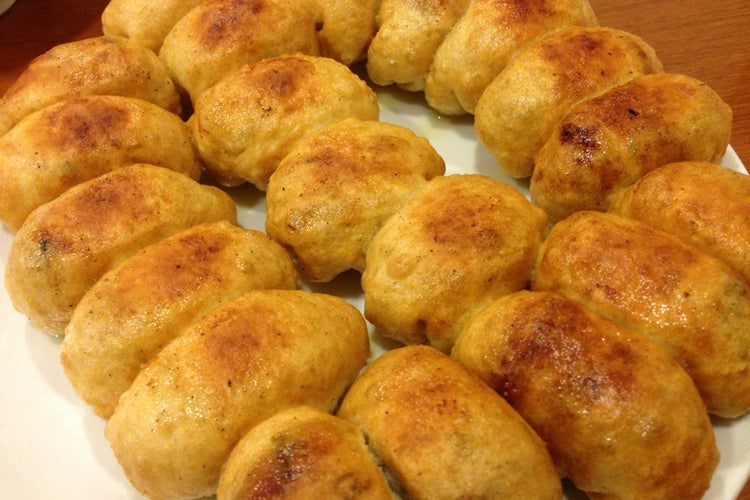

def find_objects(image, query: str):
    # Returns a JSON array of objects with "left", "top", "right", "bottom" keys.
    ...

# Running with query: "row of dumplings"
[
  {"left": 97, "top": 0, "right": 597, "bottom": 114},
  {"left": 6, "top": 156, "right": 748, "bottom": 499},
  {"left": 0, "top": 124, "right": 551, "bottom": 498},
  {"left": 0, "top": 33, "right": 556, "bottom": 497},
  {"left": 5, "top": 155, "right": 749, "bottom": 499},
  {"left": 97, "top": 0, "right": 732, "bottom": 214},
  {"left": 3, "top": 107, "right": 749, "bottom": 498},
  {"left": 0, "top": 2, "right": 732, "bottom": 226}
]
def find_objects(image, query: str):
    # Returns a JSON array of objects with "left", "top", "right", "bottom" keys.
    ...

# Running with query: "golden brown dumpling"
[
  {"left": 475, "top": 26, "right": 662, "bottom": 178},
  {"left": 60, "top": 221, "right": 298, "bottom": 418},
  {"left": 453, "top": 290, "right": 719, "bottom": 499},
  {"left": 0, "top": 36, "right": 182, "bottom": 136},
  {"left": 101, "top": 0, "right": 204, "bottom": 53},
  {"left": 4, "top": 164, "right": 236, "bottom": 335},
  {"left": 0, "top": 95, "right": 202, "bottom": 233},
  {"left": 530, "top": 73, "right": 732, "bottom": 223},
  {"left": 532, "top": 210, "right": 750, "bottom": 418},
  {"left": 425, "top": 0, "right": 598, "bottom": 116},
  {"left": 298, "top": 0, "right": 379, "bottom": 65},
  {"left": 159, "top": 0, "right": 319, "bottom": 102},
  {"left": 266, "top": 118, "right": 445, "bottom": 282},
  {"left": 366, "top": 0, "right": 471, "bottom": 91},
  {"left": 190, "top": 54, "right": 379, "bottom": 189},
  {"left": 217, "top": 406, "right": 393, "bottom": 500},
  {"left": 609, "top": 161, "right": 750, "bottom": 284},
  {"left": 338, "top": 345, "right": 562, "bottom": 499},
  {"left": 362, "top": 174, "right": 547, "bottom": 352},
  {"left": 105, "top": 289, "right": 370, "bottom": 500}
]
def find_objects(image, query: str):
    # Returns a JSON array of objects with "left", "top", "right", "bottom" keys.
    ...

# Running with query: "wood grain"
[
  {"left": 0, "top": 0, "right": 748, "bottom": 498},
  {"left": 590, "top": 0, "right": 750, "bottom": 164}
]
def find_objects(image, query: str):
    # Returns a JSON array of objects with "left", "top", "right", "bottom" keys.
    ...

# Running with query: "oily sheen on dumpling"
[
  {"left": 424, "top": 0, "right": 598, "bottom": 115},
  {"left": 0, "top": 95, "right": 201, "bottom": 232},
  {"left": 530, "top": 73, "right": 732, "bottom": 223},
  {"left": 453, "top": 290, "right": 718, "bottom": 499},
  {"left": 105, "top": 290, "right": 369, "bottom": 500},
  {"left": 61, "top": 221, "right": 298, "bottom": 418},
  {"left": 533, "top": 211, "right": 750, "bottom": 418},
  {"left": 266, "top": 118, "right": 445, "bottom": 282},
  {"left": 0, "top": 36, "right": 181, "bottom": 136},
  {"left": 338, "top": 345, "right": 562, "bottom": 499},
  {"left": 362, "top": 174, "right": 546, "bottom": 352},
  {"left": 474, "top": 26, "right": 662, "bottom": 178},
  {"left": 217, "top": 406, "right": 393, "bottom": 500},
  {"left": 4, "top": 164, "right": 236, "bottom": 334},
  {"left": 159, "top": 0, "right": 320, "bottom": 102},
  {"left": 609, "top": 161, "right": 750, "bottom": 284},
  {"left": 190, "top": 54, "right": 379, "bottom": 190}
]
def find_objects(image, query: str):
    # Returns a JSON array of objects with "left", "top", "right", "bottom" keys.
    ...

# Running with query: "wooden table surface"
[{"left": 1, "top": 0, "right": 748, "bottom": 498}]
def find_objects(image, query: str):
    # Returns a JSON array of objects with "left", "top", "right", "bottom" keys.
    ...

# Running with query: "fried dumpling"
[
  {"left": 338, "top": 345, "right": 562, "bottom": 499},
  {"left": 453, "top": 290, "right": 718, "bottom": 499},
  {"left": 532, "top": 210, "right": 750, "bottom": 418},
  {"left": 61, "top": 221, "right": 297, "bottom": 418},
  {"left": 530, "top": 73, "right": 732, "bottom": 223},
  {"left": 362, "top": 174, "right": 546, "bottom": 352},
  {"left": 366, "top": 0, "right": 471, "bottom": 91},
  {"left": 217, "top": 406, "right": 393, "bottom": 500},
  {"left": 475, "top": 26, "right": 662, "bottom": 178},
  {"left": 159, "top": 0, "right": 319, "bottom": 102},
  {"left": 266, "top": 118, "right": 445, "bottom": 282},
  {"left": 105, "top": 290, "right": 369, "bottom": 499},
  {"left": 5, "top": 164, "right": 236, "bottom": 334},
  {"left": 425, "top": 0, "right": 598, "bottom": 115},
  {"left": 298, "top": 0, "right": 379, "bottom": 65},
  {"left": 0, "top": 36, "right": 182, "bottom": 136},
  {"left": 609, "top": 161, "right": 750, "bottom": 284},
  {"left": 190, "top": 54, "right": 379, "bottom": 189},
  {"left": 0, "top": 95, "right": 202, "bottom": 232},
  {"left": 101, "top": 0, "right": 204, "bottom": 52}
]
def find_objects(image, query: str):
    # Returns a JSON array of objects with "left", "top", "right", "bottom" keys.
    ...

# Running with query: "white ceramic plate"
[{"left": 0, "top": 85, "right": 748, "bottom": 499}]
